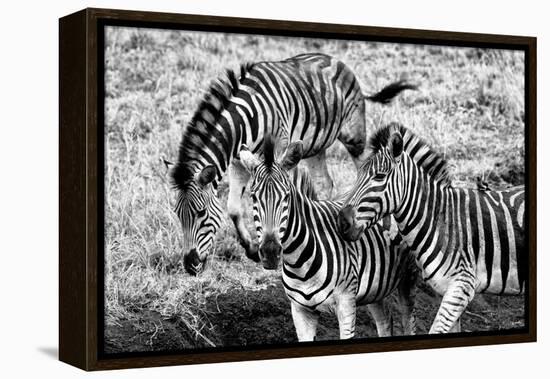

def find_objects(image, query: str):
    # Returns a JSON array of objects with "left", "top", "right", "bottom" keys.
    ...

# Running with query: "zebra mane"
[
  {"left": 261, "top": 134, "right": 317, "bottom": 199},
  {"left": 171, "top": 63, "right": 255, "bottom": 190},
  {"left": 290, "top": 166, "right": 318, "bottom": 201},
  {"left": 369, "top": 123, "right": 452, "bottom": 187},
  {"left": 263, "top": 134, "right": 276, "bottom": 170}
]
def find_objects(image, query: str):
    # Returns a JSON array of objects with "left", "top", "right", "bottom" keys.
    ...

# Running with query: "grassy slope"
[{"left": 104, "top": 27, "right": 525, "bottom": 352}]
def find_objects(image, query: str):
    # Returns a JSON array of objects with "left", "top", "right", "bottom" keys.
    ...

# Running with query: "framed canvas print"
[{"left": 59, "top": 8, "right": 537, "bottom": 371}]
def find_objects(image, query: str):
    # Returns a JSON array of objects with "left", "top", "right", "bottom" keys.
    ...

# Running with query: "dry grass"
[{"left": 103, "top": 27, "right": 525, "bottom": 352}]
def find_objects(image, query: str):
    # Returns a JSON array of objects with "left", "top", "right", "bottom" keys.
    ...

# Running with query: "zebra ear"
[
  {"left": 197, "top": 165, "right": 217, "bottom": 188},
  {"left": 388, "top": 132, "right": 403, "bottom": 162},
  {"left": 239, "top": 147, "right": 260, "bottom": 172},
  {"left": 162, "top": 157, "right": 177, "bottom": 182},
  {"left": 162, "top": 157, "right": 174, "bottom": 170},
  {"left": 280, "top": 141, "right": 304, "bottom": 171}
]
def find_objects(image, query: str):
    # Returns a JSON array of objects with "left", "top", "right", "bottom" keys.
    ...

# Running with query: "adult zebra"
[
  {"left": 168, "top": 53, "right": 416, "bottom": 275},
  {"left": 238, "top": 136, "right": 417, "bottom": 340},
  {"left": 338, "top": 123, "right": 526, "bottom": 333}
]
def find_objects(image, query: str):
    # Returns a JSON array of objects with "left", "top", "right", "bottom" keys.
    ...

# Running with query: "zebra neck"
[
  {"left": 281, "top": 185, "right": 307, "bottom": 250},
  {"left": 280, "top": 185, "right": 323, "bottom": 274},
  {"left": 393, "top": 159, "right": 449, "bottom": 254},
  {"left": 191, "top": 99, "right": 261, "bottom": 181}
]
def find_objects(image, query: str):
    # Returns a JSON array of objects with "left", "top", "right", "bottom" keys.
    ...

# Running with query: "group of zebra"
[{"left": 167, "top": 53, "right": 526, "bottom": 340}]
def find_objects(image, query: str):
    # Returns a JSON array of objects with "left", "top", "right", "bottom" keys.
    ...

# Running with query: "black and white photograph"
[
  {"left": 4, "top": 0, "right": 550, "bottom": 377},
  {"left": 102, "top": 25, "right": 527, "bottom": 354}
]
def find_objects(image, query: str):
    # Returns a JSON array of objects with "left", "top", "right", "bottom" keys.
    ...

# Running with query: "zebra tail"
[{"left": 364, "top": 80, "right": 418, "bottom": 105}]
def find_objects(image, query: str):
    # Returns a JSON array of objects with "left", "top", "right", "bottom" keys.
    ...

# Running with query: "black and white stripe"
[
  {"left": 174, "top": 179, "right": 224, "bottom": 275},
  {"left": 339, "top": 123, "right": 526, "bottom": 333},
  {"left": 240, "top": 136, "right": 417, "bottom": 341},
  {"left": 169, "top": 53, "right": 415, "bottom": 275}
]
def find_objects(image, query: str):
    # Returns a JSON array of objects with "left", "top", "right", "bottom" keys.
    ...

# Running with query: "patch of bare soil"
[
  {"left": 104, "top": 280, "right": 525, "bottom": 354},
  {"left": 105, "top": 310, "right": 195, "bottom": 353}
]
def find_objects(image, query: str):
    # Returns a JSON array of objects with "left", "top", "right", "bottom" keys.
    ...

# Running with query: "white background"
[{"left": 0, "top": 0, "right": 546, "bottom": 377}]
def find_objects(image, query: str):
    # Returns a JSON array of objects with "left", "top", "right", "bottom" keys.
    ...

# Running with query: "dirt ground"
[{"left": 105, "top": 275, "right": 525, "bottom": 353}]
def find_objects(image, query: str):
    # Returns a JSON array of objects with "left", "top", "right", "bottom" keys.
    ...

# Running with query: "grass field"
[{"left": 103, "top": 27, "right": 525, "bottom": 352}]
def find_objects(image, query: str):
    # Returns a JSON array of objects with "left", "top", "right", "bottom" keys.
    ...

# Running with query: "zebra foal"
[
  {"left": 338, "top": 123, "right": 526, "bottom": 333},
  {"left": 239, "top": 135, "right": 417, "bottom": 341}
]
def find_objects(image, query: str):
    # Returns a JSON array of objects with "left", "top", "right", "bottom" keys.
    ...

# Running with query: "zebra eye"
[
  {"left": 373, "top": 173, "right": 387, "bottom": 180},
  {"left": 196, "top": 207, "right": 207, "bottom": 217}
]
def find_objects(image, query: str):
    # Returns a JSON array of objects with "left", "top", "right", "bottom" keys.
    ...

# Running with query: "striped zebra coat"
[
  {"left": 338, "top": 123, "right": 526, "bottom": 333},
  {"left": 168, "top": 53, "right": 415, "bottom": 275},
  {"left": 239, "top": 136, "right": 417, "bottom": 341}
]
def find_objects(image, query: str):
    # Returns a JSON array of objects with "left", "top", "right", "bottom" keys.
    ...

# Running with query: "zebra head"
[
  {"left": 239, "top": 136, "right": 303, "bottom": 270},
  {"left": 172, "top": 165, "right": 223, "bottom": 276},
  {"left": 339, "top": 127, "right": 405, "bottom": 241}
]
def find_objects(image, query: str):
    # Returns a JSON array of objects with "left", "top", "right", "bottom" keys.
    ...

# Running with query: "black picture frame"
[{"left": 59, "top": 7, "right": 537, "bottom": 371}]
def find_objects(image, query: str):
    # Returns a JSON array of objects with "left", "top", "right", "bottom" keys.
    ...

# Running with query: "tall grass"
[{"left": 104, "top": 27, "right": 525, "bottom": 351}]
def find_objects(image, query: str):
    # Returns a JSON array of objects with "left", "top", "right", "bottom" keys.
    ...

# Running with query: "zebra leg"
[
  {"left": 449, "top": 318, "right": 462, "bottom": 333},
  {"left": 395, "top": 264, "right": 417, "bottom": 335},
  {"left": 366, "top": 300, "right": 393, "bottom": 337},
  {"left": 290, "top": 302, "right": 319, "bottom": 342},
  {"left": 429, "top": 277, "right": 475, "bottom": 334},
  {"left": 227, "top": 160, "right": 259, "bottom": 262},
  {"left": 337, "top": 98, "right": 368, "bottom": 168},
  {"left": 303, "top": 151, "right": 334, "bottom": 199},
  {"left": 335, "top": 295, "right": 357, "bottom": 339}
]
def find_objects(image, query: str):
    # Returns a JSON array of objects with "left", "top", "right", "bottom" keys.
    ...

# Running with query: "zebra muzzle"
[
  {"left": 338, "top": 205, "right": 364, "bottom": 242},
  {"left": 259, "top": 236, "right": 282, "bottom": 270},
  {"left": 183, "top": 248, "right": 207, "bottom": 276}
]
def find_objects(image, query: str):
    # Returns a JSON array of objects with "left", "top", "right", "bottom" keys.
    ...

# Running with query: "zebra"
[
  {"left": 167, "top": 53, "right": 416, "bottom": 275},
  {"left": 238, "top": 135, "right": 417, "bottom": 341},
  {"left": 337, "top": 123, "right": 526, "bottom": 333}
]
